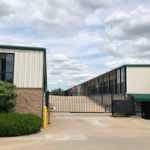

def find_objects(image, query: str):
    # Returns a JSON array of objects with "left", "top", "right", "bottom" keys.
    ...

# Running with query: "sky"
[{"left": 0, "top": 0, "right": 150, "bottom": 90}]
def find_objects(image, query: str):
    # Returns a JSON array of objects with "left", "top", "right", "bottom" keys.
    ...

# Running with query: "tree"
[
  {"left": 0, "top": 81, "right": 16, "bottom": 113},
  {"left": 49, "top": 88, "right": 64, "bottom": 96}
]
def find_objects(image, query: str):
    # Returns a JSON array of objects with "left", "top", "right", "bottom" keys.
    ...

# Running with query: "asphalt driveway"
[{"left": 1, "top": 113, "right": 150, "bottom": 150}]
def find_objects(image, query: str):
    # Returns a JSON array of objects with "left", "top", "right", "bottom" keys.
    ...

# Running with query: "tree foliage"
[
  {"left": 49, "top": 88, "right": 64, "bottom": 95},
  {"left": 0, "top": 81, "right": 16, "bottom": 113}
]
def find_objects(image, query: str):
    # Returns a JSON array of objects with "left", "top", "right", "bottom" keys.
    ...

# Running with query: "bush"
[
  {"left": 0, "top": 81, "right": 16, "bottom": 113},
  {"left": 0, "top": 113, "right": 41, "bottom": 137}
]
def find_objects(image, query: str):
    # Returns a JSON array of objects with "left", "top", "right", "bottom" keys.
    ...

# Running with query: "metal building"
[
  {"left": 65, "top": 65, "right": 150, "bottom": 117},
  {"left": 0, "top": 45, "right": 47, "bottom": 117}
]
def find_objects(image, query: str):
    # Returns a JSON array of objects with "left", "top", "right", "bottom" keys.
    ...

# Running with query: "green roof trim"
[
  {"left": 0, "top": 44, "right": 46, "bottom": 51},
  {"left": 125, "top": 64, "right": 150, "bottom": 67},
  {"left": 128, "top": 94, "right": 150, "bottom": 102}
]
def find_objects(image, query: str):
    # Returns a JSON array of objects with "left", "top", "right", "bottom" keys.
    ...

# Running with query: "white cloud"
[
  {"left": 99, "top": 5, "right": 150, "bottom": 65},
  {"left": 134, "top": 38, "right": 150, "bottom": 51},
  {"left": 0, "top": 1, "right": 13, "bottom": 18},
  {"left": 0, "top": 0, "right": 112, "bottom": 37},
  {"left": 78, "top": 0, "right": 112, "bottom": 10},
  {"left": 47, "top": 53, "right": 96, "bottom": 89},
  {"left": 105, "top": 12, "right": 130, "bottom": 26},
  {"left": 0, "top": 0, "right": 150, "bottom": 90},
  {"left": 105, "top": 6, "right": 150, "bottom": 39}
]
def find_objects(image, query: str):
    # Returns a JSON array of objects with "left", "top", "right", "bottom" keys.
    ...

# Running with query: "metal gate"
[
  {"left": 49, "top": 95, "right": 112, "bottom": 113},
  {"left": 112, "top": 100, "right": 135, "bottom": 116}
]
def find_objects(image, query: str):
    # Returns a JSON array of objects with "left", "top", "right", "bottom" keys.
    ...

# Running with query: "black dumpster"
[
  {"left": 112, "top": 100, "right": 135, "bottom": 116},
  {"left": 141, "top": 102, "right": 150, "bottom": 119}
]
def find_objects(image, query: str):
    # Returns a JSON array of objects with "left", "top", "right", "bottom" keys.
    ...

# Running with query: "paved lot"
[{"left": 1, "top": 113, "right": 150, "bottom": 150}]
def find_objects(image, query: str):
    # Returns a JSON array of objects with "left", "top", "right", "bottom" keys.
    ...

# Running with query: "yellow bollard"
[{"left": 43, "top": 105, "right": 48, "bottom": 129}]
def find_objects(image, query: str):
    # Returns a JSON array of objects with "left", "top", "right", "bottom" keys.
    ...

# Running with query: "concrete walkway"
[{"left": 1, "top": 113, "right": 150, "bottom": 150}]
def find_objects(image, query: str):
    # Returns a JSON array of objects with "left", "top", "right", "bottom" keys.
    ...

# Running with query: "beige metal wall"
[
  {"left": 126, "top": 67, "right": 150, "bottom": 94},
  {"left": 0, "top": 48, "right": 43, "bottom": 88}
]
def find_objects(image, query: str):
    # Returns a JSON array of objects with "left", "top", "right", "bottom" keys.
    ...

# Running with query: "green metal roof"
[
  {"left": 129, "top": 94, "right": 150, "bottom": 102},
  {"left": 0, "top": 44, "right": 45, "bottom": 51}
]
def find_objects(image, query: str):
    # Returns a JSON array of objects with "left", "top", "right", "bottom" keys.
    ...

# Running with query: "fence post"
[
  {"left": 47, "top": 91, "right": 51, "bottom": 124},
  {"left": 111, "top": 95, "right": 114, "bottom": 116}
]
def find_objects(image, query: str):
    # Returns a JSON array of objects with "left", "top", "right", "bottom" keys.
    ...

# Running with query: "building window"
[
  {"left": 109, "top": 71, "right": 117, "bottom": 94},
  {"left": 116, "top": 68, "right": 125, "bottom": 94},
  {"left": 117, "top": 69, "right": 121, "bottom": 94},
  {"left": 109, "top": 80, "right": 114, "bottom": 94},
  {"left": 121, "top": 67, "right": 125, "bottom": 94},
  {"left": 0, "top": 53, "right": 14, "bottom": 83}
]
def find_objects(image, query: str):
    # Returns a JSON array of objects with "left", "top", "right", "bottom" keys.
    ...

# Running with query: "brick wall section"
[{"left": 15, "top": 88, "right": 43, "bottom": 117}]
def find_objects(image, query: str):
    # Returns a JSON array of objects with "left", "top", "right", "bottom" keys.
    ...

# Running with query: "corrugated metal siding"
[
  {"left": 0, "top": 48, "right": 43, "bottom": 88},
  {"left": 127, "top": 67, "right": 150, "bottom": 94}
]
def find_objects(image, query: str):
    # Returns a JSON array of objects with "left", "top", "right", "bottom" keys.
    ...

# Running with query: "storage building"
[
  {"left": 0, "top": 45, "right": 47, "bottom": 117},
  {"left": 65, "top": 65, "right": 150, "bottom": 117}
]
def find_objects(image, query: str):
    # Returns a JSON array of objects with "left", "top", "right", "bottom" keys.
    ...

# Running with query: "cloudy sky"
[{"left": 0, "top": 0, "right": 150, "bottom": 90}]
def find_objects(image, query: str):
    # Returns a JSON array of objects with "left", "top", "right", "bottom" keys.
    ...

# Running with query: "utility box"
[{"left": 112, "top": 100, "right": 135, "bottom": 116}]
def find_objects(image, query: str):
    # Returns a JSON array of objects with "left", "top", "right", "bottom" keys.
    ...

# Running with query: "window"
[
  {"left": 103, "top": 75, "right": 109, "bottom": 94},
  {"left": 117, "top": 69, "right": 121, "bottom": 94},
  {"left": 109, "top": 71, "right": 117, "bottom": 94},
  {"left": 109, "top": 80, "right": 115, "bottom": 94},
  {"left": 121, "top": 67, "right": 125, "bottom": 94},
  {"left": 0, "top": 53, "right": 14, "bottom": 83},
  {"left": 116, "top": 68, "right": 126, "bottom": 94},
  {"left": 98, "top": 77, "right": 103, "bottom": 95}
]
